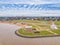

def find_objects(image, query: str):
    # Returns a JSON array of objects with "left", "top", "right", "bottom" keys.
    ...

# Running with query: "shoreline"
[{"left": 15, "top": 30, "right": 60, "bottom": 38}]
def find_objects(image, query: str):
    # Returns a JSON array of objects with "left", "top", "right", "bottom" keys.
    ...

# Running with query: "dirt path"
[{"left": 47, "top": 30, "right": 57, "bottom": 35}]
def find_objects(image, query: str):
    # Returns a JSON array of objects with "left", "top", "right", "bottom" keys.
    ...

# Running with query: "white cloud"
[
  {"left": 0, "top": 0, "right": 60, "bottom": 17},
  {"left": 0, "top": 9, "right": 60, "bottom": 16},
  {"left": 0, "top": 0, "right": 60, "bottom": 4}
]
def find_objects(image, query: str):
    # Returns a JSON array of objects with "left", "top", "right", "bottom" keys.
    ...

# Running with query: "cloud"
[
  {"left": 0, "top": 0, "right": 60, "bottom": 4},
  {"left": 0, "top": 0, "right": 60, "bottom": 17},
  {"left": 42, "top": 0, "right": 60, "bottom": 3}
]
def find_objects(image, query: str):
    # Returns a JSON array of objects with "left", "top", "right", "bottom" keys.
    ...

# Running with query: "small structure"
[
  {"left": 21, "top": 22, "right": 26, "bottom": 25},
  {"left": 25, "top": 26, "right": 32, "bottom": 31},
  {"left": 50, "top": 22, "right": 58, "bottom": 30}
]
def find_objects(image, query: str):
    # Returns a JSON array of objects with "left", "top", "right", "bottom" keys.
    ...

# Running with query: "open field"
[{"left": 18, "top": 29, "right": 53, "bottom": 36}]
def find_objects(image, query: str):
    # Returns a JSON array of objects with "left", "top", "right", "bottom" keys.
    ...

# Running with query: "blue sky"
[{"left": 0, "top": 0, "right": 60, "bottom": 17}]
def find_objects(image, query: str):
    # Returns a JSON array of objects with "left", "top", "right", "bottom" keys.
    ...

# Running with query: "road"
[{"left": 0, "top": 23, "right": 60, "bottom": 45}]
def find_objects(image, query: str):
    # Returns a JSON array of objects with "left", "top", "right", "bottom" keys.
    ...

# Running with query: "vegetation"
[
  {"left": 18, "top": 29, "right": 53, "bottom": 36},
  {"left": 51, "top": 30, "right": 60, "bottom": 34}
]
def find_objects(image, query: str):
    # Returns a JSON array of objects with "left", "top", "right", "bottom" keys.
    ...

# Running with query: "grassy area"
[
  {"left": 18, "top": 29, "right": 53, "bottom": 36},
  {"left": 55, "top": 21, "right": 60, "bottom": 25},
  {"left": 38, "top": 31, "right": 53, "bottom": 35},
  {"left": 51, "top": 30, "right": 60, "bottom": 34},
  {"left": 18, "top": 29, "right": 35, "bottom": 36},
  {"left": 11, "top": 20, "right": 40, "bottom": 23}
]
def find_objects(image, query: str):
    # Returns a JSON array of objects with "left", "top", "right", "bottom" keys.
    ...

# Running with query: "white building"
[{"left": 50, "top": 22, "right": 58, "bottom": 30}]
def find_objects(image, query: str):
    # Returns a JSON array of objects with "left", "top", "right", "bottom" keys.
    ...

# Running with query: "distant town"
[{"left": 0, "top": 16, "right": 60, "bottom": 21}]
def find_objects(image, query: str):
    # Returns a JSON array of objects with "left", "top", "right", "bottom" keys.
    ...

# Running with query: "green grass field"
[{"left": 18, "top": 29, "right": 53, "bottom": 36}]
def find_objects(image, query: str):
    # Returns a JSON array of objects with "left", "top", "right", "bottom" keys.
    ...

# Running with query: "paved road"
[{"left": 0, "top": 23, "right": 60, "bottom": 45}]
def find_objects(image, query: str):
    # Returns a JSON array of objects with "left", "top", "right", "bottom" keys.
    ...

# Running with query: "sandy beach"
[{"left": 0, "top": 23, "right": 60, "bottom": 45}]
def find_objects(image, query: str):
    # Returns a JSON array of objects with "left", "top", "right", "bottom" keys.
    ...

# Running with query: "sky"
[
  {"left": 0, "top": 0, "right": 60, "bottom": 3},
  {"left": 0, "top": 0, "right": 60, "bottom": 17},
  {"left": 0, "top": 0, "right": 60, "bottom": 4}
]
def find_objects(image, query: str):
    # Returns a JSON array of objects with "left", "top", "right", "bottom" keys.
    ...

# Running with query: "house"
[{"left": 25, "top": 26, "right": 32, "bottom": 31}]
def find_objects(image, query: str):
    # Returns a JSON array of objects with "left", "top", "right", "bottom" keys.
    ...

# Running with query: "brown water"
[{"left": 0, "top": 23, "right": 60, "bottom": 45}]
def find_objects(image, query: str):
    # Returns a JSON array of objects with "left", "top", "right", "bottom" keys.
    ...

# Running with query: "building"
[{"left": 25, "top": 26, "right": 33, "bottom": 31}]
